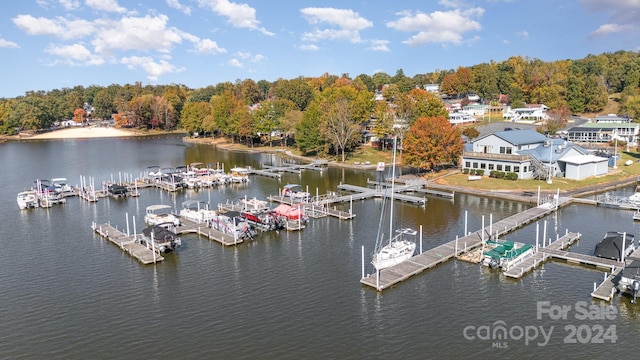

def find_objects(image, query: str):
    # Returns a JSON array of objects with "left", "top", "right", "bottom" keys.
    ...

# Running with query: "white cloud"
[
  {"left": 300, "top": 7, "right": 372, "bottom": 43},
  {"left": 85, "top": 0, "right": 126, "bottom": 13},
  {"left": 589, "top": 23, "right": 633, "bottom": 38},
  {"left": 166, "top": 0, "right": 191, "bottom": 15},
  {"left": 92, "top": 15, "right": 182, "bottom": 55},
  {"left": 299, "top": 44, "right": 319, "bottom": 51},
  {"left": 227, "top": 58, "right": 243, "bottom": 67},
  {"left": 194, "top": 38, "right": 226, "bottom": 54},
  {"left": 198, "top": 0, "right": 273, "bottom": 35},
  {"left": 236, "top": 51, "right": 251, "bottom": 59},
  {"left": 59, "top": 0, "right": 80, "bottom": 10},
  {"left": 13, "top": 15, "right": 95, "bottom": 40},
  {"left": 368, "top": 39, "right": 390, "bottom": 52},
  {"left": 121, "top": 56, "right": 178, "bottom": 81},
  {"left": 45, "top": 43, "right": 104, "bottom": 65},
  {"left": 581, "top": 0, "right": 640, "bottom": 37},
  {"left": 387, "top": 8, "right": 483, "bottom": 46},
  {"left": 251, "top": 54, "right": 265, "bottom": 63},
  {"left": 0, "top": 38, "right": 19, "bottom": 48},
  {"left": 516, "top": 30, "right": 529, "bottom": 39}
]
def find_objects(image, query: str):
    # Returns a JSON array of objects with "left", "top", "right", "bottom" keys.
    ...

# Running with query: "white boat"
[
  {"left": 481, "top": 240, "right": 534, "bottom": 270},
  {"left": 145, "top": 205, "right": 181, "bottom": 227},
  {"left": 17, "top": 190, "right": 39, "bottom": 209},
  {"left": 230, "top": 167, "right": 249, "bottom": 183},
  {"left": 629, "top": 186, "right": 640, "bottom": 204},
  {"left": 179, "top": 200, "right": 217, "bottom": 223},
  {"left": 371, "top": 138, "right": 417, "bottom": 271},
  {"left": 281, "top": 184, "right": 311, "bottom": 202},
  {"left": 51, "top": 177, "right": 75, "bottom": 195}
]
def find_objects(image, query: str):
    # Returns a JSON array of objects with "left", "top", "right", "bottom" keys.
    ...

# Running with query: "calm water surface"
[{"left": 1, "top": 135, "right": 640, "bottom": 359}]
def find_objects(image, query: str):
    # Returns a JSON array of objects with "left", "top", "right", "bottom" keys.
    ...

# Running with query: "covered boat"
[
  {"left": 179, "top": 200, "right": 217, "bottom": 223},
  {"left": 17, "top": 190, "right": 39, "bottom": 210},
  {"left": 140, "top": 224, "right": 181, "bottom": 254},
  {"left": 273, "top": 204, "right": 307, "bottom": 222},
  {"left": 594, "top": 231, "right": 635, "bottom": 261},
  {"left": 281, "top": 184, "right": 310, "bottom": 202},
  {"left": 145, "top": 204, "right": 181, "bottom": 227},
  {"left": 482, "top": 240, "right": 534, "bottom": 270}
]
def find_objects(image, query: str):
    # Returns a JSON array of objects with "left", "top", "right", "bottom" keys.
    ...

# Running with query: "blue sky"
[{"left": 0, "top": 0, "right": 638, "bottom": 98}]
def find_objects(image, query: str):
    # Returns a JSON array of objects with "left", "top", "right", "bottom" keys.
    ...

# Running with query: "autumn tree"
[
  {"left": 73, "top": 108, "right": 86, "bottom": 123},
  {"left": 461, "top": 126, "right": 480, "bottom": 140},
  {"left": 274, "top": 77, "right": 314, "bottom": 111},
  {"left": 295, "top": 102, "right": 324, "bottom": 156},
  {"left": 403, "top": 116, "right": 463, "bottom": 170}
]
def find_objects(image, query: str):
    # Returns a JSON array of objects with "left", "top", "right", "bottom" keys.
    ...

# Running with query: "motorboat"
[
  {"left": 145, "top": 204, "right": 181, "bottom": 227},
  {"left": 51, "top": 178, "right": 75, "bottom": 195},
  {"left": 107, "top": 184, "right": 129, "bottom": 198},
  {"left": 17, "top": 190, "right": 39, "bottom": 209},
  {"left": 230, "top": 167, "right": 249, "bottom": 183},
  {"left": 209, "top": 210, "right": 255, "bottom": 240},
  {"left": 482, "top": 240, "right": 534, "bottom": 270},
  {"left": 237, "top": 197, "right": 284, "bottom": 231},
  {"left": 594, "top": 231, "right": 635, "bottom": 261},
  {"left": 179, "top": 200, "right": 217, "bottom": 223},
  {"left": 140, "top": 224, "right": 181, "bottom": 254},
  {"left": 281, "top": 184, "right": 311, "bottom": 203},
  {"left": 273, "top": 203, "right": 307, "bottom": 223}
]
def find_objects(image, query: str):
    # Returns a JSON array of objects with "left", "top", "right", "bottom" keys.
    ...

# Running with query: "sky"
[{"left": 0, "top": 0, "right": 638, "bottom": 98}]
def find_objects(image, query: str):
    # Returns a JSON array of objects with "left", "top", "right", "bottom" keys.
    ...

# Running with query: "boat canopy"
[
  {"left": 283, "top": 184, "right": 302, "bottom": 190},
  {"left": 181, "top": 200, "right": 207, "bottom": 209},
  {"left": 146, "top": 204, "right": 173, "bottom": 212},
  {"left": 594, "top": 232, "right": 635, "bottom": 261}
]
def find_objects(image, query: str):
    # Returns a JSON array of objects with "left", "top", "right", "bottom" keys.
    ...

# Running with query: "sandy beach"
[{"left": 25, "top": 126, "right": 136, "bottom": 140}]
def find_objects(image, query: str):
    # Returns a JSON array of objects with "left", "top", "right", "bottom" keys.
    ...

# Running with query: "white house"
[
  {"left": 462, "top": 129, "right": 609, "bottom": 180},
  {"left": 503, "top": 104, "right": 548, "bottom": 122}
]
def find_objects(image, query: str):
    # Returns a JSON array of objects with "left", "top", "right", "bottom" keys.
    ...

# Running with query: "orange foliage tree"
[
  {"left": 402, "top": 116, "right": 463, "bottom": 170},
  {"left": 73, "top": 108, "right": 86, "bottom": 123}
]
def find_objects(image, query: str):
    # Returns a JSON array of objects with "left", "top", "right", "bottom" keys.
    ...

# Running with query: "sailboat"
[{"left": 371, "top": 137, "right": 417, "bottom": 270}]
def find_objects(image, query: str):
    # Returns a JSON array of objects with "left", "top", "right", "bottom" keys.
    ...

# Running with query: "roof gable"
[{"left": 475, "top": 129, "right": 547, "bottom": 146}]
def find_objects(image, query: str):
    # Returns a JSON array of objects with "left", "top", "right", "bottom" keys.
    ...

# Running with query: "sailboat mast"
[{"left": 389, "top": 137, "right": 397, "bottom": 240}]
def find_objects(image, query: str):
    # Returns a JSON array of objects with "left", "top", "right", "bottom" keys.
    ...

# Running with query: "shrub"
[
  {"left": 475, "top": 169, "right": 484, "bottom": 176},
  {"left": 505, "top": 172, "right": 519, "bottom": 180},
  {"left": 462, "top": 168, "right": 469, "bottom": 174}
]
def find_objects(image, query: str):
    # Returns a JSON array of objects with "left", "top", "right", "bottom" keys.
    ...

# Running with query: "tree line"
[{"left": 1, "top": 50, "right": 639, "bottom": 170}]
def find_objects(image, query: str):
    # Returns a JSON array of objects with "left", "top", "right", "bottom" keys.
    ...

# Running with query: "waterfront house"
[
  {"left": 566, "top": 115, "right": 638, "bottom": 146},
  {"left": 461, "top": 129, "right": 609, "bottom": 180}
]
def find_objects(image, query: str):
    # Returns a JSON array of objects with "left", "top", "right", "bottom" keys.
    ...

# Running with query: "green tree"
[
  {"left": 274, "top": 78, "right": 314, "bottom": 111},
  {"left": 180, "top": 101, "right": 211, "bottom": 134},
  {"left": 403, "top": 116, "right": 463, "bottom": 170},
  {"left": 295, "top": 101, "right": 324, "bottom": 155},
  {"left": 92, "top": 89, "right": 114, "bottom": 120}
]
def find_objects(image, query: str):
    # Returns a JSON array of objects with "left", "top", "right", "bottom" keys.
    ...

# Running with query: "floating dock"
[
  {"left": 92, "top": 222, "right": 164, "bottom": 264},
  {"left": 361, "top": 201, "right": 565, "bottom": 291},
  {"left": 175, "top": 218, "right": 244, "bottom": 246}
]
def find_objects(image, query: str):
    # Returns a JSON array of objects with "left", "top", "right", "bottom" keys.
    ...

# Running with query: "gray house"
[{"left": 462, "top": 129, "right": 609, "bottom": 180}]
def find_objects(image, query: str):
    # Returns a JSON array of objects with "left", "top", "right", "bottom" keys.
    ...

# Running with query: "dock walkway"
[
  {"left": 361, "top": 201, "right": 564, "bottom": 291},
  {"left": 92, "top": 222, "right": 164, "bottom": 264},
  {"left": 503, "top": 232, "right": 581, "bottom": 278},
  {"left": 175, "top": 218, "right": 243, "bottom": 246}
]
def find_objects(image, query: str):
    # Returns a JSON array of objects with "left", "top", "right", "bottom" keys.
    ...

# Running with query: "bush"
[
  {"left": 490, "top": 170, "right": 505, "bottom": 179},
  {"left": 505, "top": 172, "right": 519, "bottom": 180},
  {"left": 462, "top": 168, "right": 469, "bottom": 174},
  {"left": 475, "top": 169, "right": 484, "bottom": 176}
]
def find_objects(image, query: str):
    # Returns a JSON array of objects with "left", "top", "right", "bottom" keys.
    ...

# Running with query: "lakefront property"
[{"left": 461, "top": 129, "right": 609, "bottom": 181}]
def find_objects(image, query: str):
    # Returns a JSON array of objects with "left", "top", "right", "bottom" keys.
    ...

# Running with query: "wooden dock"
[
  {"left": 175, "top": 218, "right": 243, "bottom": 246},
  {"left": 590, "top": 247, "right": 640, "bottom": 301},
  {"left": 503, "top": 232, "right": 581, "bottom": 278},
  {"left": 92, "top": 222, "right": 164, "bottom": 264},
  {"left": 361, "top": 201, "right": 564, "bottom": 291}
]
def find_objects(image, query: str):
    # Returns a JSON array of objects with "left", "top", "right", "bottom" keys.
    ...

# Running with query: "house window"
[
  {"left": 523, "top": 166, "right": 528, "bottom": 172},
  {"left": 505, "top": 165, "right": 511, "bottom": 172},
  {"left": 480, "top": 163, "right": 486, "bottom": 169},
  {"left": 514, "top": 166, "right": 520, "bottom": 173},
  {"left": 465, "top": 161, "right": 471, "bottom": 168},
  {"left": 499, "top": 147, "right": 513, "bottom": 154},
  {"left": 473, "top": 162, "right": 478, "bottom": 169},
  {"left": 488, "top": 164, "right": 495, "bottom": 170},
  {"left": 497, "top": 164, "right": 503, "bottom": 171}
]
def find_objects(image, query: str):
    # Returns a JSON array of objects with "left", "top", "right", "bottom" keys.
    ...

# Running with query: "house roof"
[
  {"left": 562, "top": 154, "right": 608, "bottom": 165},
  {"left": 519, "top": 138, "right": 588, "bottom": 163},
  {"left": 475, "top": 129, "right": 548, "bottom": 146}
]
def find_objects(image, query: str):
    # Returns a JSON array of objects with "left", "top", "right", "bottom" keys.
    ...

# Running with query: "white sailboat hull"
[{"left": 372, "top": 240, "right": 416, "bottom": 270}]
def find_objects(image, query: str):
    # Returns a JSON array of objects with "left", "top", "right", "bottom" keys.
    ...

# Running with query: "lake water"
[{"left": 2, "top": 135, "right": 640, "bottom": 359}]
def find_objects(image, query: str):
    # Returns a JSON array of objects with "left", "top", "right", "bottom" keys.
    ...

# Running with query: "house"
[
  {"left": 448, "top": 111, "right": 475, "bottom": 125},
  {"left": 503, "top": 104, "right": 549, "bottom": 122},
  {"left": 566, "top": 121, "right": 638, "bottom": 145},
  {"left": 461, "top": 129, "right": 609, "bottom": 180},
  {"left": 423, "top": 84, "right": 440, "bottom": 93}
]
